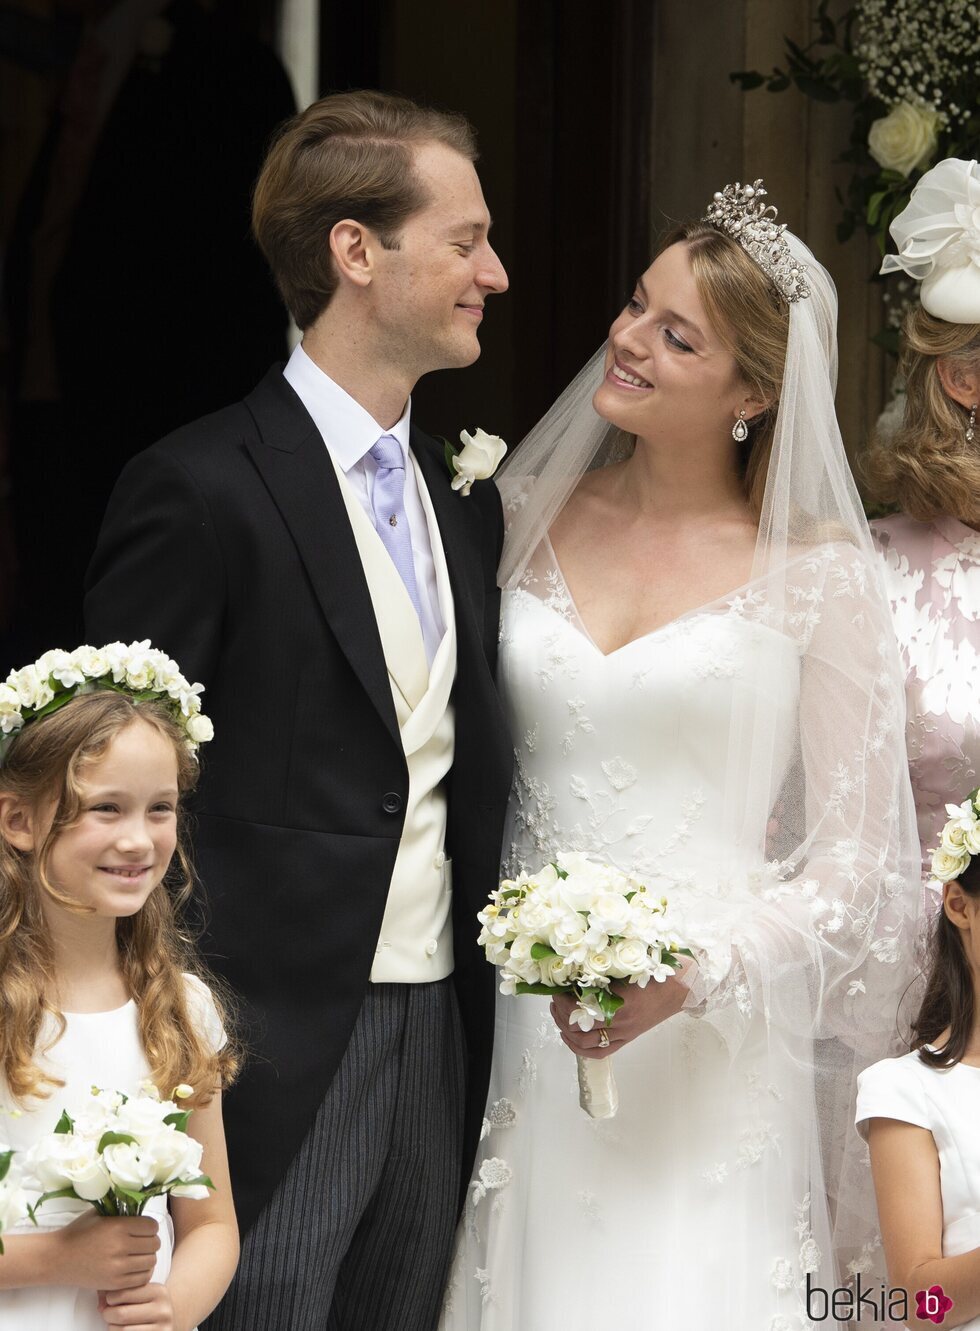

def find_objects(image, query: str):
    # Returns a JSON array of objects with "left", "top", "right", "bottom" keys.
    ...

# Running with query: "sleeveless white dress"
[
  {"left": 0, "top": 975, "right": 223, "bottom": 1331},
  {"left": 440, "top": 542, "right": 889, "bottom": 1330}
]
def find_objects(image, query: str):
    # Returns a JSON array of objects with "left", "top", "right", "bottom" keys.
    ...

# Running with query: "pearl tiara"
[{"left": 704, "top": 179, "right": 811, "bottom": 304}]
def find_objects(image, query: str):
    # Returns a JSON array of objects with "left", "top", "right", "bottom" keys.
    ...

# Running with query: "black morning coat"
[{"left": 83, "top": 365, "right": 514, "bottom": 1234}]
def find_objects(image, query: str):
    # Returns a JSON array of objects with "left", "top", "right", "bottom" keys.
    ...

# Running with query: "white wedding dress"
[{"left": 441, "top": 538, "right": 905, "bottom": 1330}]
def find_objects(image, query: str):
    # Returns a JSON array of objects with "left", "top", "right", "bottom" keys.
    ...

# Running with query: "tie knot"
[{"left": 369, "top": 434, "right": 403, "bottom": 472}]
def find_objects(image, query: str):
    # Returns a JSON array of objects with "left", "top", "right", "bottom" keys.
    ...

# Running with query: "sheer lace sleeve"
[{"left": 681, "top": 544, "right": 921, "bottom": 1062}]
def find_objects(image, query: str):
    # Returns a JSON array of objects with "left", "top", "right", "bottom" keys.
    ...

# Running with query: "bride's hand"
[{"left": 550, "top": 957, "right": 698, "bottom": 1059}]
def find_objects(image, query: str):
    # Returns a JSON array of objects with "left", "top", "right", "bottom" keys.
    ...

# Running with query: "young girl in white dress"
[
  {"left": 0, "top": 647, "right": 239, "bottom": 1331},
  {"left": 857, "top": 796, "right": 980, "bottom": 1328}
]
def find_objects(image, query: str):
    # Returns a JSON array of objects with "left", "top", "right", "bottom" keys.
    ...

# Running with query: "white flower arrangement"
[
  {"left": 26, "top": 1083, "right": 212, "bottom": 1222},
  {"left": 0, "top": 1148, "right": 26, "bottom": 1253},
  {"left": 0, "top": 641, "right": 213, "bottom": 762},
  {"left": 445, "top": 427, "right": 507, "bottom": 496},
  {"left": 478, "top": 852, "right": 692, "bottom": 1117},
  {"left": 929, "top": 787, "right": 980, "bottom": 886}
]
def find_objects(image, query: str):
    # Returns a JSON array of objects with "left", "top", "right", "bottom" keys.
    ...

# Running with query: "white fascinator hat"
[{"left": 880, "top": 157, "right": 980, "bottom": 324}]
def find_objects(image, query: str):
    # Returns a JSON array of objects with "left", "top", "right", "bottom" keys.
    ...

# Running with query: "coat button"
[
  {"left": 382, "top": 792, "right": 402, "bottom": 814},
  {"left": 425, "top": 940, "right": 438, "bottom": 957},
  {"left": 434, "top": 851, "right": 446, "bottom": 870}
]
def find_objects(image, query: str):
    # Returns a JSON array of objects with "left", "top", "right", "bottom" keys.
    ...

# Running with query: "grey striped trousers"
[{"left": 204, "top": 980, "right": 465, "bottom": 1331}]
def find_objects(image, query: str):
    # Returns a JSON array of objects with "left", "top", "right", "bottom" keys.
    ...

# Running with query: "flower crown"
[
  {"left": 0, "top": 642, "right": 214, "bottom": 762},
  {"left": 704, "top": 179, "right": 811, "bottom": 304},
  {"left": 930, "top": 787, "right": 980, "bottom": 885}
]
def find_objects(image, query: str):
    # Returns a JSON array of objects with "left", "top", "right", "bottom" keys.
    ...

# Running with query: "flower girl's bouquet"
[
  {"left": 26, "top": 1084, "right": 213, "bottom": 1221},
  {"left": 478, "top": 852, "right": 692, "bottom": 1119},
  {"left": 0, "top": 1149, "right": 26, "bottom": 1252}
]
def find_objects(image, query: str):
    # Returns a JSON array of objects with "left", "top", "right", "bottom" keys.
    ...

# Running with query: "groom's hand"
[{"left": 550, "top": 957, "right": 697, "bottom": 1059}]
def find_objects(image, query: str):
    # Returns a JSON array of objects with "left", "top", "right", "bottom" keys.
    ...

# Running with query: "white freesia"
[
  {"left": 450, "top": 428, "right": 507, "bottom": 496},
  {"left": 867, "top": 102, "right": 939, "bottom": 177}
]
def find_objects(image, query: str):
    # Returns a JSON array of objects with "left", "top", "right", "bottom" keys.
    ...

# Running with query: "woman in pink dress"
[{"left": 863, "top": 159, "right": 980, "bottom": 891}]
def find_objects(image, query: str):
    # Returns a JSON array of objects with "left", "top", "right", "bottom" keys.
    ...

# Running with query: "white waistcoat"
[{"left": 330, "top": 454, "right": 457, "bottom": 983}]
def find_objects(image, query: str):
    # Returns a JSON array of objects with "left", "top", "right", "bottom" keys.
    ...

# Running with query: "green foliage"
[{"left": 729, "top": 0, "right": 979, "bottom": 270}]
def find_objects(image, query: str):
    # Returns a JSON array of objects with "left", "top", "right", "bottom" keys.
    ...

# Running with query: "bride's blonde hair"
[
  {"left": 659, "top": 222, "right": 791, "bottom": 518},
  {"left": 0, "top": 692, "right": 240, "bottom": 1107}
]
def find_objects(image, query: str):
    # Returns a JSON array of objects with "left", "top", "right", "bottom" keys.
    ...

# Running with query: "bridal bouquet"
[
  {"left": 0, "top": 1149, "right": 26, "bottom": 1252},
  {"left": 26, "top": 1084, "right": 213, "bottom": 1221},
  {"left": 478, "top": 852, "right": 692, "bottom": 1119}
]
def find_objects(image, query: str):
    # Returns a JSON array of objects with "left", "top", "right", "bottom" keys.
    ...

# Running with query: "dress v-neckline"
[{"left": 540, "top": 531, "right": 715, "bottom": 660}]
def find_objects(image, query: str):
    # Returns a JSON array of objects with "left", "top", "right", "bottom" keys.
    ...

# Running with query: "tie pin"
[{"left": 389, "top": 514, "right": 398, "bottom": 527}]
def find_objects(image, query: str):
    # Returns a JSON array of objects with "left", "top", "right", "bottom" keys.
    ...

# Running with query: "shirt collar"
[{"left": 283, "top": 343, "right": 412, "bottom": 472}]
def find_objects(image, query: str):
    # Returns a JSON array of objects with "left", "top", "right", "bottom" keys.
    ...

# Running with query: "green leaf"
[
  {"left": 111, "top": 1185, "right": 148, "bottom": 1211},
  {"left": 766, "top": 74, "right": 791, "bottom": 93},
  {"left": 0, "top": 1151, "right": 12, "bottom": 1184},
  {"left": 865, "top": 191, "right": 887, "bottom": 226},
  {"left": 596, "top": 988, "right": 625, "bottom": 1023},
  {"left": 443, "top": 440, "right": 458, "bottom": 476},
  {"left": 97, "top": 1130, "right": 138, "bottom": 1153},
  {"left": 795, "top": 76, "right": 840, "bottom": 103},
  {"left": 529, "top": 942, "right": 559, "bottom": 961},
  {"left": 676, "top": 947, "right": 695, "bottom": 959},
  {"left": 514, "top": 982, "right": 559, "bottom": 996},
  {"left": 730, "top": 70, "right": 765, "bottom": 91},
  {"left": 27, "top": 1186, "right": 83, "bottom": 1223},
  {"left": 173, "top": 1173, "right": 214, "bottom": 1192},
  {"left": 163, "top": 1111, "right": 191, "bottom": 1134},
  {"left": 54, "top": 1110, "right": 74, "bottom": 1135}
]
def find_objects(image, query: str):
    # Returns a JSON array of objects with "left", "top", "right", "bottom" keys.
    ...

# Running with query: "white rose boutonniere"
[
  {"left": 867, "top": 102, "right": 939, "bottom": 178},
  {"left": 446, "top": 428, "right": 507, "bottom": 496}
]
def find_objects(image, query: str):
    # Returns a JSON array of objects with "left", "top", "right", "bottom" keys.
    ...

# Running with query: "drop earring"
[
  {"left": 968, "top": 403, "right": 977, "bottom": 443},
  {"left": 732, "top": 409, "right": 748, "bottom": 443}
]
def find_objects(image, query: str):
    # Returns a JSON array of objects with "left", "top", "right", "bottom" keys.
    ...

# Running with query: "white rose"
[
  {"left": 537, "top": 955, "right": 574, "bottom": 988},
  {"left": 29, "top": 1136, "right": 111, "bottom": 1202},
  {"left": 964, "top": 824, "right": 980, "bottom": 856},
  {"left": 185, "top": 714, "right": 214, "bottom": 745},
  {"left": 0, "top": 1173, "right": 25, "bottom": 1233},
  {"left": 584, "top": 947, "right": 614, "bottom": 977},
  {"left": 450, "top": 428, "right": 507, "bottom": 496},
  {"left": 114, "top": 1095, "right": 172, "bottom": 1144},
  {"left": 610, "top": 937, "right": 650, "bottom": 978},
  {"left": 589, "top": 892, "right": 633, "bottom": 937},
  {"left": 102, "top": 1142, "right": 156, "bottom": 1192},
  {"left": 931, "top": 846, "right": 971, "bottom": 882},
  {"left": 868, "top": 102, "right": 939, "bottom": 177},
  {"left": 141, "top": 1127, "right": 203, "bottom": 1185}
]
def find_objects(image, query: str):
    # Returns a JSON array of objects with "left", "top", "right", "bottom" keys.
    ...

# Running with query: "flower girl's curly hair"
[{"left": 0, "top": 691, "right": 240, "bottom": 1107}]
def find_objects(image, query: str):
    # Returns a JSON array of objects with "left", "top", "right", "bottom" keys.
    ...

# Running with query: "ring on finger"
[{"left": 597, "top": 1028, "right": 610, "bottom": 1048}]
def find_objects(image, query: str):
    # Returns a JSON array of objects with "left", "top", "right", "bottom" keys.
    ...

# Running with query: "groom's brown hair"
[{"left": 252, "top": 89, "right": 478, "bottom": 329}]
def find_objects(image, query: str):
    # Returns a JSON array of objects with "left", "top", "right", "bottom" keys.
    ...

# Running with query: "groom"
[{"left": 84, "top": 90, "right": 513, "bottom": 1330}]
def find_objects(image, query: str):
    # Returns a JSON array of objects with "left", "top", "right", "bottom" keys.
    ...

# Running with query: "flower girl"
[
  {"left": 857, "top": 792, "right": 980, "bottom": 1326},
  {"left": 0, "top": 645, "right": 239, "bottom": 1330}
]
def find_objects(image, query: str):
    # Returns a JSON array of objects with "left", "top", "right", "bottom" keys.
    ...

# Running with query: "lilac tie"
[{"left": 368, "top": 434, "right": 423, "bottom": 619}]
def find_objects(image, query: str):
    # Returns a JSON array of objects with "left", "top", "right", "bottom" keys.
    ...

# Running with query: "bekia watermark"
[{"left": 806, "top": 1274, "right": 953, "bottom": 1323}]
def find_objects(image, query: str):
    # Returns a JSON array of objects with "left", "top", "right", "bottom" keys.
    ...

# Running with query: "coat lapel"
[
  {"left": 242, "top": 369, "right": 401, "bottom": 749},
  {"left": 410, "top": 427, "right": 486, "bottom": 653}
]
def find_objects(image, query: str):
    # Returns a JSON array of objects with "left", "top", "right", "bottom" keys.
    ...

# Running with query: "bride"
[{"left": 441, "top": 184, "right": 923, "bottom": 1328}]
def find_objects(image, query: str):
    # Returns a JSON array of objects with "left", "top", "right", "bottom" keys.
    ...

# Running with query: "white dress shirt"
[{"left": 283, "top": 344, "right": 446, "bottom": 664}]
